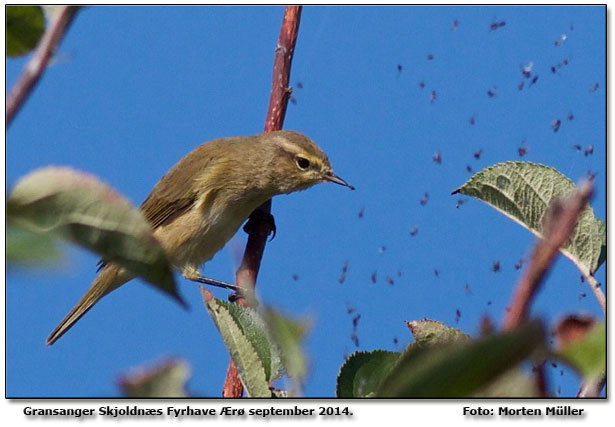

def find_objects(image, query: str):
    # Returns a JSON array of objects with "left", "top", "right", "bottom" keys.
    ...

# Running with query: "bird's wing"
[
  {"left": 97, "top": 147, "right": 210, "bottom": 272},
  {"left": 140, "top": 187, "right": 197, "bottom": 230},
  {"left": 139, "top": 144, "right": 217, "bottom": 229},
  {"left": 97, "top": 138, "right": 245, "bottom": 271}
]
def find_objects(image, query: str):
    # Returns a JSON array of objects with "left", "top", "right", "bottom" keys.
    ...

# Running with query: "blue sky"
[{"left": 6, "top": 5, "right": 605, "bottom": 398}]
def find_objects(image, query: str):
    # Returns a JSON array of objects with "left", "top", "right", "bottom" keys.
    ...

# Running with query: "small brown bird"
[{"left": 46, "top": 130, "right": 353, "bottom": 345}]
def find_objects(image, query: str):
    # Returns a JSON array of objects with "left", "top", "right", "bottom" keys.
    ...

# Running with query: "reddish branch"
[
  {"left": 502, "top": 181, "right": 594, "bottom": 332},
  {"left": 6, "top": 6, "right": 79, "bottom": 126},
  {"left": 222, "top": 5, "right": 302, "bottom": 398},
  {"left": 576, "top": 374, "right": 606, "bottom": 398}
]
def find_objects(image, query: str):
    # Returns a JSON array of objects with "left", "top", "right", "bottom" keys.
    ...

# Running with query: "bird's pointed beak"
[{"left": 323, "top": 172, "right": 355, "bottom": 190}]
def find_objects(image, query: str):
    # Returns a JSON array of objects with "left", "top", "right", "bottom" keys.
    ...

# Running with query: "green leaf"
[
  {"left": 407, "top": 319, "right": 472, "bottom": 347},
  {"left": 263, "top": 307, "right": 310, "bottom": 395},
  {"left": 471, "top": 369, "right": 538, "bottom": 398},
  {"left": 205, "top": 297, "right": 271, "bottom": 397},
  {"left": 337, "top": 351, "right": 400, "bottom": 397},
  {"left": 376, "top": 320, "right": 546, "bottom": 397},
  {"left": 119, "top": 359, "right": 190, "bottom": 398},
  {"left": 596, "top": 219, "right": 606, "bottom": 271},
  {"left": 6, "top": 5, "right": 45, "bottom": 57},
  {"left": 555, "top": 323, "right": 605, "bottom": 382},
  {"left": 6, "top": 224, "right": 61, "bottom": 265},
  {"left": 7, "top": 167, "right": 182, "bottom": 305},
  {"left": 454, "top": 162, "right": 604, "bottom": 273},
  {"left": 217, "top": 300, "right": 284, "bottom": 383}
]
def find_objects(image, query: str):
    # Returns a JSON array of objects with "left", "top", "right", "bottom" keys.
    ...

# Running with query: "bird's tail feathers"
[{"left": 46, "top": 265, "right": 131, "bottom": 345}]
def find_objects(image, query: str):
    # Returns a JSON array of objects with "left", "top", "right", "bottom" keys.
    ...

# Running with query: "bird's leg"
[
  {"left": 182, "top": 266, "right": 242, "bottom": 292},
  {"left": 243, "top": 208, "right": 277, "bottom": 240}
]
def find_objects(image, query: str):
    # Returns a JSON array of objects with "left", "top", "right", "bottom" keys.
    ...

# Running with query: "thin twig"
[
  {"left": 576, "top": 373, "right": 606, "bottom": 397},
  {"left": 577, "top": 265, "right": 606, "bottom": 313},
  {"left": 6, "top": 6, "right": 79, "bottom": 126},
  {"left": 502, "top": 181, "right": 594, "bottom": 331},
  {"left": 222, "top": 5, "right": 303, "bottom": 398}
]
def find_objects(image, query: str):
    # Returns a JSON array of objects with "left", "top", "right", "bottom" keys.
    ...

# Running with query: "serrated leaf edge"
[
  {"left": 206, "top": 298, "right": 271, "bottom": 397},
  {"left": 455, "top": 161, "right": 604, "bottom": 274}
]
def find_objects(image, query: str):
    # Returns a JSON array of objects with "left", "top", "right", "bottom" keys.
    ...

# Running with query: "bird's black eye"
[{"left": 296, "top": 156, "right": 310, "bottom": 170}]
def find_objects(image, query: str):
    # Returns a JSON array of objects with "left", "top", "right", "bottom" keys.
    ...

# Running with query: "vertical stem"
[
  {"left": 6, "top": 6, "right": 79, "bottom": 126},
  {"left": 502, "top": 182, "right": 593, "bottom": 331},
  {"left": 576, "top": 374, "right": 606, "bottom": 397},
  {"left": 579, "top": 268, "right": 606, "bottom": 313},
  {"left": 501, "top": 183, "right": 593, "bottom": 398},
  {"left": 222, "top": 5, "right": 302, "bottom": 398}
]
